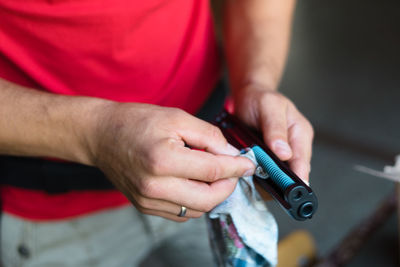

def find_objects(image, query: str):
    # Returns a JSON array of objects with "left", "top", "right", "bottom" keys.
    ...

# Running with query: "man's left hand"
[{"left": 234, "top": 84, "right": 314, "bottom": 184}]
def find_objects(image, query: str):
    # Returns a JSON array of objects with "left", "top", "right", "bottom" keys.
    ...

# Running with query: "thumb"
[{"left": 260, "top": 97, "right": 293, "bottom": 161}]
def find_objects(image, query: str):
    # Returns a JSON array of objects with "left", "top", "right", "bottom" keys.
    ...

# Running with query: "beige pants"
[{"left": 0, "top": 205, "right": 213, "bottom": 267}]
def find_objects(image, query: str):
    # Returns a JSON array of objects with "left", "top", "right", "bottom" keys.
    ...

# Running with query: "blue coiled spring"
[{"left": 252, "top": 145, "right": 295, "bottom": 191}]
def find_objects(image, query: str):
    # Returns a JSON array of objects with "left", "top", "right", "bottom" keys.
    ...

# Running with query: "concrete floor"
[{"left": 140, "top": 0, "right": 400, "bottom": 266}]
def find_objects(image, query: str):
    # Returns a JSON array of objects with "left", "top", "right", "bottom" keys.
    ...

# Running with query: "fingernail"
[
  {"left": 221, "top": 143, "right": 240, "bottom": 156},
  {"left": 273, "top": 140, "right": 292, "bottom": 157}
]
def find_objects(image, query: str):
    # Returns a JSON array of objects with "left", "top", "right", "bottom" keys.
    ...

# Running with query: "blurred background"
[
  {"left": 141, "top": 0, "right": 400, "bottom": 266},
  {"left": 273, "top": 0, "right": 400, "bottom": 266}
]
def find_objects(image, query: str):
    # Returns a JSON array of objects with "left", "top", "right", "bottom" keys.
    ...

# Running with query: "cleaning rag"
[{"left": 208, "top": 149, "right": 278, "bottom": 267}]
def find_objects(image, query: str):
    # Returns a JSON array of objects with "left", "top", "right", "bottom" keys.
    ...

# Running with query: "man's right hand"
[
  {"left": 0, "top": 79, "right": 254, "bottom": 222},
  {"left": 86, "top": 103, "right": 255, "bottom": 222}
]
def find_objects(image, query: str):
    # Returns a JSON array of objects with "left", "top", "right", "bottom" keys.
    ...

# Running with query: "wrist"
[
  {"left": 67, "top": 97, "right": 115, "bottom": 166},
  {"left": 79, "top": 101, "right": 150, "bottom": 168},
  {"left": 230, "top": 71, "right": 279, "bottom": 98},
  {"left": 232, "top": 82, "right": 275, "bottom": 107}
]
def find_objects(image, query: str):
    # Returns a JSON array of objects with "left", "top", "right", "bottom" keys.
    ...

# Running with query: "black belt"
[
  {"left": 0, "top": 81, "right": 228, "bottom": 193},
  {"left": 0, "top": 156, "right": 113, "bottom": 194}
]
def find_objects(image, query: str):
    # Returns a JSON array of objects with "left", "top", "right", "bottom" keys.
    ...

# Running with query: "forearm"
[
  {"left": 0, "top": 78, "right": 107, "bottom": 165},
  {"left": 223, "top": 0, "right": 296, "bottom": 93}
]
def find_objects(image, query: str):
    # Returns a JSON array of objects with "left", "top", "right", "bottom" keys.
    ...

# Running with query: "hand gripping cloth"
[{"left": 207, "top": 149, "right": 278, "bottom": 267}]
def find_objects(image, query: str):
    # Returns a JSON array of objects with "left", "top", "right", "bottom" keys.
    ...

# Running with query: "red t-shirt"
[{"left": 0, "top": 0, "right": 220, "bottom": 220}]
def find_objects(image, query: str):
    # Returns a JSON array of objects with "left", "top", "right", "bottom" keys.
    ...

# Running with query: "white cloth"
[{"left": 209, "top": 149, "right": 278, "bottom": 266}]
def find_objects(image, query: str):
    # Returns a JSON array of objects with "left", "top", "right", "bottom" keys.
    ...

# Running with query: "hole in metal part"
[
  {"left": 294, "top": 191, "right": 303, "bottom": 201},
  {"left": 299, "top": 202, "right": 314, "bottom": 218}
]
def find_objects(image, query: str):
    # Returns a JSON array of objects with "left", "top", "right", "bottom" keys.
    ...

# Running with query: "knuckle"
[
  {"left": 269, "top": 128, "right": 287, "bottom": 140},
  {"left": 167, "top": 108, "right": 187, "bottom": 124},
  {"left": 144, "top": 147, "right": 168, "bottom": 175},
  {"left": 169, "top": 107, "right": 185, "bottom": 117},
  {"left": 208, "top": 125, "right": 224, "bottom": 140},
  {"left": 135, "top": 196, "right": 152, "bottom": 209},
  {"left": 301, "top": 118, "right": 314, "bottom": 139},
  {"left": 205, "top": 164, "right": 222, "bottom": 182},
  {"left": 261, "top": 91, "right": 284, "bottom": 105},
  {"left": 137, "top": 179, "right": 159, "bottom": 198},
  {"left": 199, "top": 202, "right": 214, "bottom": 213}
]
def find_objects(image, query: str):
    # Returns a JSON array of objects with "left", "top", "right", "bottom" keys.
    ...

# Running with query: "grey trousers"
[{"left": 0, "top": 205, "right": 214, "bottom": 267}]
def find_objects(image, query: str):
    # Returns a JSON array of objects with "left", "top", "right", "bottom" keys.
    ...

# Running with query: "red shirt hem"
[{"left": 0, "top": 186, "right": 130, "bottom": 221}]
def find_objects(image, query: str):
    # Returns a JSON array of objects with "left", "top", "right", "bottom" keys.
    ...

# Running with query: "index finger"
[
  {"left": 173, "top": 111, "right": 240, "bottom": 156},
  {"left": 149, "top": 139, "right": 255, "bottom": 182}
]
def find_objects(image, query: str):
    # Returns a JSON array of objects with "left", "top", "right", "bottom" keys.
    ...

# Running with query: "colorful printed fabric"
[{"left": 208, "top": 150, "right": 278, "bottom": 267}]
